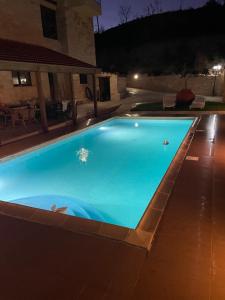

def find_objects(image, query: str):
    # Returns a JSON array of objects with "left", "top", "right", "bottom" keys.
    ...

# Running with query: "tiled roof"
[{"left": 0, "top": 38, "right": 95, "bottom": 69}]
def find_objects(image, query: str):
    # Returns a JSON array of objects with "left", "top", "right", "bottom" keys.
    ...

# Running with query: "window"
[
  {"left": 80, "top": 74, "right": 88, "bottom": 85},
  {"left": 12, "top": 71, "right": 32, "bottom": 87},
  {"left": 40, "top": 5, "right": 58, "bottom": 40}
]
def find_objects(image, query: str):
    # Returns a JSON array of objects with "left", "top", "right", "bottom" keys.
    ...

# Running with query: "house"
[{"left": 0, "top": 0, "right": 120, "bottom": 133}]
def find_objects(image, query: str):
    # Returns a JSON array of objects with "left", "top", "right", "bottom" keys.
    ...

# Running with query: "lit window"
[
  {"left": 12, "top": 71, "right": 32, "bottom": 87},
  {"left": 80, "top": 74, "right": 88, "bottom": 85},
  {"left": 40, "top": 5, "right": 58, "bottom": 40}
]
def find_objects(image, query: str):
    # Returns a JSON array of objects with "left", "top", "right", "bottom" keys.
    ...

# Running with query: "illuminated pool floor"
[{"left": 0, "top": 118, "right": 194, "bottom": 228}]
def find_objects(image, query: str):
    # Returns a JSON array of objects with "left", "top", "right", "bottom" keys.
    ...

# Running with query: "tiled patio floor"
[{"left": 0, "top": 115, "right": 225, "bottom": 299}]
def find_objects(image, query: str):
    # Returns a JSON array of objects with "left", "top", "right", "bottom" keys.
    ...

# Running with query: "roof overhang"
[
  {"left": 0, "top": 60, "right": 101, "bottom": 74},
  {"left": 0, "top": 38, "right": 102, "bottom": 74}
]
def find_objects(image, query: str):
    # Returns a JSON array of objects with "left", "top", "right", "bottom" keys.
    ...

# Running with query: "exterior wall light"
[
  {"left": 134, "top": 74, "right": 139, "bottom": 80},
  {"left": 211, "top": 64, "right": 224, "bottom": 96},
  {"left": 212, "top": 64, "right": 222, "bottom": 73}
]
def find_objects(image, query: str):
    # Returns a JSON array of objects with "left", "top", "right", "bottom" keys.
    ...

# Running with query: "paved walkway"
[{"left": 77, "top": 88, "right": 162, "bottom": 118}]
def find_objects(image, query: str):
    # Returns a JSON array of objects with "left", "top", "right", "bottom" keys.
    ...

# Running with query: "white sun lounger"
[
  {"left": 190, "top": 96, "right": 205, "bottom": 109},
  {"left": 163, "top": 95, "right": 176, "bottom": 109}
]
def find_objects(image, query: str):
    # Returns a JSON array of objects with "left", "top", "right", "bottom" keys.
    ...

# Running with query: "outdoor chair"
[
  {"left": 27, "top": 106, "right": 38, "bottom": 122},
  {"left": 19, "top": 107, "right": 29, "bottom": 121},
  {"left": 0, "top": 110, "right": 5, "bottom": 127},
  {"left": 9, "top": 108, "right": 27, "bottom": 127},
  {"left": 190, "top": 96, "right": 205, "bottom": 110},
  {"left": 1, "top": 109, "right": 21, "bottom": 127},
  {"left": 163, "top": 95, "right": 176, "bottom": 109},
  {"left": 0, "top": 106, "right": 13, "bottom": 126},
  {"left": 62, "top": 100, "right": 70, "bottom": 112}
]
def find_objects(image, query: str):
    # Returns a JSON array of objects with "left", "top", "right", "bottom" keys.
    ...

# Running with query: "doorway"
[{"left": 99, "top": 77, "right": 111, "bottom": 101}]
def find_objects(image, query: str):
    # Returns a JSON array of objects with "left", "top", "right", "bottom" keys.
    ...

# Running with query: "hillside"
[{"left": 95, "top": 2, "right": 225, "bottom": 74}]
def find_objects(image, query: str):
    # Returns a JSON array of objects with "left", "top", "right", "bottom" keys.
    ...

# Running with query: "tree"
[
  {"left": 145, "top": 0, "right": 162, "bottom": 16},
  {"left": 119, "top": 5, "right": 132, "bottom": 24},
  {"left": 179, "top": 0, "right": 183, "bottom": 10},
  {"left": 98, "top": 25, "right": 105, "bottom": 34},
  {"left": 205, "top": 0, "right": 222, "bottom": 7},
  {"left": 194, "top": 52, "right": 209, "bottom": 74},
  {"left": 94, "top": 17, "right": 104, "bottom": 34}
]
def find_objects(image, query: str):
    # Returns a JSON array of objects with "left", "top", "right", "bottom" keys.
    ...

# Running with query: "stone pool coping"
[{"left": 0, "top": 116, "right": 199, "bottom": 250}]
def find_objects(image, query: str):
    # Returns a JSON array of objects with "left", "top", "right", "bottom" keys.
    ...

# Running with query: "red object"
[
  {"left": 0, "top": 38, "right": 95, "bottom": 68},
  {"left": 176, "top": 89, "right": 195, "bottom": 106}
]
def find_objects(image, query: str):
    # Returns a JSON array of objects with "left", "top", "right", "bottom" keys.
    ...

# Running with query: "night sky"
[{"left": 98, "top": 0, "right": 208, "bottom": 30}]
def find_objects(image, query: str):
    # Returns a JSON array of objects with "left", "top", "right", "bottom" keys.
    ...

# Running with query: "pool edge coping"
[{"left": 0, "top": 116, "right": 199, "bottom": 250}]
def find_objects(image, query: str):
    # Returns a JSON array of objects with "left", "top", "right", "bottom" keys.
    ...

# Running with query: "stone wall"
[
  {"left": 72, "top": 74, "right": 89, "bottom": 101},
  {"left": 0, "top": 0, "right": 100, "bottom": 106},
  {"left": 127, "top": 74, "right": 224, "bottom": 97},
  {"left": 0, "top": 71, "right": 96, "bottom": 105},
  {"left": 97, "top": 73, "right": 120, "bottom": 102},
  {"left": 0, "top": 71, "right": 121, "bottom": 106},
  {"left": 0, "top": 1, "right": 122, "bottom": 106},
  {"left": 0, "top": 72, "right": 38, "bottom": 105},
  {"left": 109, "top": 74, "right": 121, "bottom": 102},
  {"left": 0, "top": 0, "right": 97, "bottom": 65},
  {"left": 0, "top": 71, "right": 73, "bottom": 105},
  {"left": 117, "top": 76, "right": 127, "bottom": 97},
  {"left": 0, "top": 0, "right": 61, "bottom": 52},
  {"left": 59, "top": 6, "right": 97, "bottom": 65}
]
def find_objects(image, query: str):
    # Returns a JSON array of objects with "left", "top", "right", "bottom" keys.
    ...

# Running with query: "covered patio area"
[{"left": 0, "top": 38, "right": 100, "bottom": 145}]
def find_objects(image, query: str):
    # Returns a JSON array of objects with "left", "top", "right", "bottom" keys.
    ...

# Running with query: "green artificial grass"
[{"left": 131, "top": 101, "right": 225, "bottom": 112}]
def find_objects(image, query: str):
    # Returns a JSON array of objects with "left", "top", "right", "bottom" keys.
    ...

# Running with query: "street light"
[
  {"left": 212, "top": 64, "right": 222, "bottom": 73},
  {"left": 134, "top": 74, "right": 139, "bottom": 80},
  {"left": 211, "top": 64, "right": 223, "bottom": 96}
]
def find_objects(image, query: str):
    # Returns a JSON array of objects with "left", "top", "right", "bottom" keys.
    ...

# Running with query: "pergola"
[{"left": 0, "top": 38, "right": 101, "bottom": 132}]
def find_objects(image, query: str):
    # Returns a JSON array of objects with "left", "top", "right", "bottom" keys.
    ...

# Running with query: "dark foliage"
[{"left": 95, "top": 2, "right": 225, "bottom": 74}]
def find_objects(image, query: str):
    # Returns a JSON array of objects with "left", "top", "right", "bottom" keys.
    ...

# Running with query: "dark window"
[
  {"left": 12, "top": 71, "right": 32, "bottom": 87},
  {"left": 40, "top": 5, "right": 58, "bottom": 40},
  {"left": 80, "top": 74, "right": 88, "bottom": 85}
]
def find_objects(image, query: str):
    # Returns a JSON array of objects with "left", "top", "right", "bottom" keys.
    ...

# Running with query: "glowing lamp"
[{"left": 212, "top": 64, "right": 222, "bottom": 72}]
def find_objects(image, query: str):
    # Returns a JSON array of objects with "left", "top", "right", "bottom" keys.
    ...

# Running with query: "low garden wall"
[
  {"left": 127, "top": 74, "right": 224, "bottom": 97},
  {"left": 117, "top": 76, "right": 127, "bottom": 98}
]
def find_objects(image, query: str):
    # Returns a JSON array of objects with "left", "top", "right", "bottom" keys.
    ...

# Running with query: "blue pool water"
[{"left": 0, "top": 118, "right": 194, "bottom": 229}]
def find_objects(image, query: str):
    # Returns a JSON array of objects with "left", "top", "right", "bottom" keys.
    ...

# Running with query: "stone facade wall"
[
  {"left": 55, "top": 73, "right": 72, "bottom": 101},
  {"left": 0, "top": 1, "right": 120, "bottom": 106},
  {"left": 117, "top": 76, "right": 127, "bottom": 97},
  {"left": 97, "top": 73, "right": 120, "bottom": 102},
  {"left": 0, "top": 71, "right": 52, "bottom": 105},
  {"left": 0, "top": 0, "right": 101, "bottom": 105},
  {"left": 72, "top": 74, "right": 89, "bottom": 101},
  {"left": 127, "top": 74, "right": 224, "bottom": 97},
  {"left": 59, "top": 7, "right": 97, "bottom": 65},
  {"left": 0, "top": 0, "right": 98, "bottom": 64},
  {"left": 71, "top": 73, "right": 121, "bottom": 103},
  {"left": 109, "top": 74, "right": 121, "bottom": 102},
  {"left": 0, "top": 0, "right": 61, "bottom": 52}
]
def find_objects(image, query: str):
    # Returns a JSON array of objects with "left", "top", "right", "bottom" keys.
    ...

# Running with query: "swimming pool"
[{"left": 0, "top": 117, "right": 194, "bottom": 229}]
